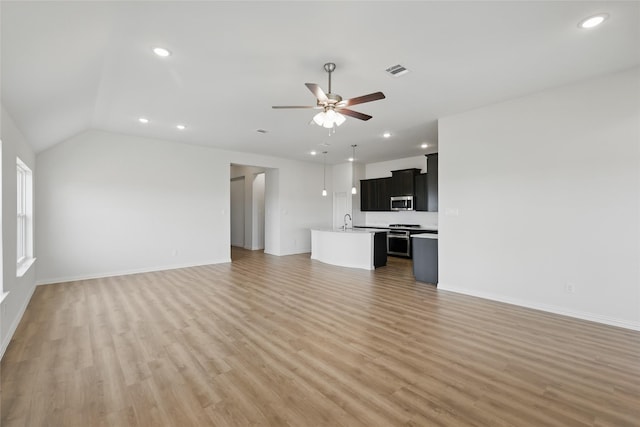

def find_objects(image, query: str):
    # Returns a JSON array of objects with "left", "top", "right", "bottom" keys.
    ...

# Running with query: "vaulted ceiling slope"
[{"left": 1, "top": 1, "right": 638, "bottom": 164}]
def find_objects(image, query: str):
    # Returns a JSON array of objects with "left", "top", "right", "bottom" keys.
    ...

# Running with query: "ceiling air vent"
[
  {"left": 385, "top": 64, "right": 409, "bottom": 77},
  {"left": 256, "top": 129, "right": 268, "bottom": 134}
]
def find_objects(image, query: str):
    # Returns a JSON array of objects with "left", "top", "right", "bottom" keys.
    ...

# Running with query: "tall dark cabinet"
[
  {"left": 426, "top": 154, "right": 438, "bottom": 212},
  {"left": 415, "top": 154, "right": 438, "bottom": 212},
  {"left": 414, "top": 173, "right": 428, "bottom": 211}
]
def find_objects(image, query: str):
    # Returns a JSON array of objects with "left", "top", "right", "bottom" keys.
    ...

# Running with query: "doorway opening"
[{"left": 230, "top": 164, "right": 267, "bottom": 260}]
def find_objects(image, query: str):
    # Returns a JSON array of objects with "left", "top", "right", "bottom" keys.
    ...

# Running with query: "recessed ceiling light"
[
  {"left": 138, "top": 117, "right": 149, "bottom": 124},
  {"left": 310, "top": 150, "right": 317, "bottom": 156},
  {"left": 579, "top": 13, "right": 608, "bottom": 29},
  {"left": 176, "top": 124, "right": 186, "bottom": 130},
  {"left": 348, "top": 157, "right": 354, "bottom": 162},
  {"left": 421, "top": 143, "right": 428, "bottom": 149},
  {"left": 153, "top": 47, "right": 171, "bottom": 57},
  {"left": 383, "top": 132, "right": 391, "bottom": 138}
]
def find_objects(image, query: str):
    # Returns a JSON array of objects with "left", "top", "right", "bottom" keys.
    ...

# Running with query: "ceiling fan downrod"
[{"left": 324, "top": 62, "right": 336, "bottom": 94}]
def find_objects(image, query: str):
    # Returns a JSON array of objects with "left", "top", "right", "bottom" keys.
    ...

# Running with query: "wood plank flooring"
[{"left": 2, "top": 248, "right": 639, "bottom": 426}]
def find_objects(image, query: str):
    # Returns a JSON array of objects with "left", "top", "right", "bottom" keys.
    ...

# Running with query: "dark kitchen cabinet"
[
  {"left": 391, "top": 168, "right": 421, "bottom": 197},
  {"left": 373, "top": 231, "right": 388, "bottom": 268},
  {"left": 427, "top": 154, "right": 438, "bottom": 212},
  {"left": 360, "top": 179, "right": 375, "bottom": 211},
  {"left": 414, "top": 173, "right": 428, "bottom": 211},
  {"left": 376, "top": 178, "right": 392, "bottom": 210},
  {"left": 414, "top": 154, "right": 438, "bottom": 212},
  {"left": 360, "top": 177, "right": 392, "bottom": 211},
  {"left": 412, "top": 235, "right": 438, "bottom": 284}
]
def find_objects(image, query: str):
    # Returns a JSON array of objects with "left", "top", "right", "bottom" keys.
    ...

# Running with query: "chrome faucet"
[{"left": 343, "top": 213, "right": 352, "bottom": 231}]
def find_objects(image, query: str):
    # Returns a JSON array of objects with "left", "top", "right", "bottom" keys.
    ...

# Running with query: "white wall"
[
  {"left": 230, "top": 177, "right": 245, "bottom": 247},
  {"left": 438, "top": 67, "right": 640, "bottom": 330},
  {"left": 365, "top": 155, "right": 427, "bottom": 178},
  {"left": 264, "top": 168, "right": 280, "bottom": 255},
  {"left": 252, "top": 173, "right": 265, "bottom": 250},
  {"left": 270, "top": 158, "right": 332, "bottom": 255},
  {"left": 331, "top": 163, "right": 353, "bottom": 229},
  {"left": 36, "top": 130, "right": 229, "bottom": 283},
  {"left": 1, "top": 106, "right": 37, "bottom": 358},
  {"left": 35, "top": 130, "right": 333, "bottom": 284},
  {"left": 361, "top": 155, "right": 439, "bottom": 227},
  {"left": 352, "top": 163, "right": 365, "bottom": 226}
]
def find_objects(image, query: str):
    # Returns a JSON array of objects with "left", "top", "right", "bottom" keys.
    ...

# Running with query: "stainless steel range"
[{"left": 387, "top": 224, "right": 421, "bottom": 257}]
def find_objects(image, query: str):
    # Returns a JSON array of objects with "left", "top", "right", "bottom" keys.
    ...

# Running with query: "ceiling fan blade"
[
  {"left": 305, "top": 83, "right": 329, "bottom": 103},
  {"left": 272, "top": 105, "right": 321, "bottom": 109},
  {"left": 338, "top": 108, "right": 372, "bottom": 121},
  {"left": 338, "top": 91, "right": 385, "bottom": 107}
]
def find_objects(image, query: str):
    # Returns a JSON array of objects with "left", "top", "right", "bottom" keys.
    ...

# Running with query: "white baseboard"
[
  {"left": 1, "top": 284, "right": 36, "bottom": 360},
  {"left": 35, "top": 258, "right": 232, "bottom": 286},
  {"left": 437, "top": 283, "right": 640, "bottom": 331}
]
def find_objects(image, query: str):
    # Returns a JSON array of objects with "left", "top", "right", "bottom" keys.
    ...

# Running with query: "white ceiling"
[{"left": 2, "top": 1, "right": 639, "bottom": 164}]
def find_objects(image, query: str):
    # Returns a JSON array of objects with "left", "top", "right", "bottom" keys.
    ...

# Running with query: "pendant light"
[
  {"left": 322, "top": 151, "right": 328, "bottom": 197},
  {"left": 351, "top": 145, "right": 357, "bottom": 195}
]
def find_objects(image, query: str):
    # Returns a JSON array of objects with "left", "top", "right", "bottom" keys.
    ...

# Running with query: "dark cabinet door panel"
[
  {"left": 376, "top": 177, "right": 392, "bottom": 211},
  {"left": 427, "top": 154, "right": 438, "bottom": 212},
  {"left": 391, "top": 168, "right": 420, "bottom": 197},
  {"left": 360, "top": 177, "right": 393, "bottom": 211},
  {"left": 414, "top": 173, "right": 428, "bottom": 211}
]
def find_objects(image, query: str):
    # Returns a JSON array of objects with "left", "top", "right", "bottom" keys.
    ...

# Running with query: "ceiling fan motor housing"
[{"left": 317, "top": 94, "right": 343, "bottom": 111}]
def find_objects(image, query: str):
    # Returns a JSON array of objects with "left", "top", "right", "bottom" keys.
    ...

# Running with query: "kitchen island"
[{"left": 311, "top": 228, "right": 387, "bottom": 270}]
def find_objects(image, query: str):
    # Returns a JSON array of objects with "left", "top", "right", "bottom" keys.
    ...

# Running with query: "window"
[{"left": 16, "top": 157, "right": 33, "bottom": 276}]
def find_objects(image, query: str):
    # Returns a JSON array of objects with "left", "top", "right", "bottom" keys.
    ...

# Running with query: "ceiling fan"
[{"left": 272, "top": 62, "right": 385, "bottom": 130}]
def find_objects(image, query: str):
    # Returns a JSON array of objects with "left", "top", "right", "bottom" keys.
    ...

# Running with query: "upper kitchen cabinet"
[
  {"left": 360, "top": 177, "right": 392, "bottom": 211},
  {"left": 360, "top": 179, "right": 375, "bottom": 211},
  {"left": 377, "top": 178, "right": 392, "bottom": 210},
  {"left": 391, "top": 169, "right": 421, "bottom": 197},
  {"left": 415, "top": 154, "right": 438, "bottom": 212}
]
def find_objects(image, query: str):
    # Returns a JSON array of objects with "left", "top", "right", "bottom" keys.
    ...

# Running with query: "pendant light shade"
[
  {"left": 351, "top": 145, "right": 357, "bottom": 195},
  {"left": 322, "top": 151, "right": 328, "bottom": 197}
]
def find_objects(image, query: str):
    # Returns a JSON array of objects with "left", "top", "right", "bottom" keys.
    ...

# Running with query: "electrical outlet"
[
  {"left": 171, "top": 249, "right": 178, "bottom": 256},
  {"left": 565, "top": 283, "right": 576, "bottom": 293}
]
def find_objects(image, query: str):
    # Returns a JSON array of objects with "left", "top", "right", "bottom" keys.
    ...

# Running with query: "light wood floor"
[{"left": 2, "top": 248, "right": 639, "bottom": 426}]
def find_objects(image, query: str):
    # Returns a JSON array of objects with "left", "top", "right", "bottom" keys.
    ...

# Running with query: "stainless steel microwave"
[{"left": 391, "top": 196, "right": 414, "bottom": 211}]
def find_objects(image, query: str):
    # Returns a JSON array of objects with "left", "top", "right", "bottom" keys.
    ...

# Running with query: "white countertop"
[
  {"left": 354, "top": 224, "right": 438, "bottom": 232},
  {"left": 413, "top": 233, "right": 438, "bottom": 240},
  {"left": 311, "top": 227, "right": 384, "bottom": 234}
]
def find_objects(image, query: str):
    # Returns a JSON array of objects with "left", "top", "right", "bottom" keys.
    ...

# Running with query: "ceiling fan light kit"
[
  {"left": 313, "top": 109, "right": 346, "bottom": 128},
  {"left": 273, "top": 62, "right": 385, "bottom": 131}
]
